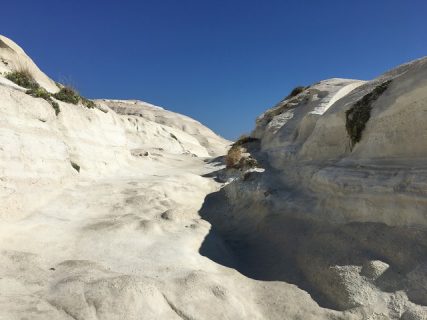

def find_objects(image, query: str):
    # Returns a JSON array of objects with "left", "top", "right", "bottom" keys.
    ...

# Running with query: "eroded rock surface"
[
  {"left": 1, "top": 34, "right": 426, "bottom": 319},
  {"left": 200, "top": 58, "right": 427, "bottom": 319}
]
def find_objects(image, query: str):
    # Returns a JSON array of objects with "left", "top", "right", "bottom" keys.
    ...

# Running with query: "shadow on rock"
[{"left": 198, "top": 183, "right": 427, "bottom": 311}]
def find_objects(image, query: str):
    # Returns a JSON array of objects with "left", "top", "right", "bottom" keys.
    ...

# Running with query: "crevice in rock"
[
  {"left": 345, "top": 80, "right": 392, "bottom": 149},
  {"left": 162, "top": 294, "right": 194, "bottom": 320}
]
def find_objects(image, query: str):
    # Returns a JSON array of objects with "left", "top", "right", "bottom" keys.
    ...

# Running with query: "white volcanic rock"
[
  {"left": 1, "top": 34, "right": 427, "bottom": 320},
  {"left": 253, "top": 78, "right": 365, "bottom": 160},
  {"left": 0, "top": 35, "right": 340, "bottom": 320},
  {"left": 0, "top": 82, "right": 339, "bottom": 319},
  {"left": 249, "top": 58, "right": 427, "bottom": 227},
  {"left": 201, "top": 58, "right": 427, "bottom": 319},
  {"left": 97, "top": 99, "right": 230, "bottom": 156},
  {"left": 0, "top": 35, "right": 58, "bottom": 92},
  {"left": 0, "top": 58, "right": 230, "bottom": 219}
]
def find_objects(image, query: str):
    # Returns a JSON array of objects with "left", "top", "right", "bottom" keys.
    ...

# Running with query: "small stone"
[{"left": 361, "top": 260, "right": 389, "bottom": 279}]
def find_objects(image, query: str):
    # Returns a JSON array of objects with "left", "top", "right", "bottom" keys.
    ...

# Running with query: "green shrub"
[
  {"left": 6, "top": 70, "right": 39, "bottom": 90},
  {"left": 51, "top": 101, "right": 60, "bottom": 116},
  {"left": 26, "top": 87, "right": 61, "bottom": 116},
  {"left": 285, "top": 86, "right": 306, "bottom": 100},
  {"left": 81, "top": 97, "right": 96, "bottom": 109},
  {"left": 53, "top": 87, "right": 80, "bottom": 104},
  {"left": 70, "top": 161, "right": 80, "bottom": 172},
  {"left": 26, "top": 87, "right": 51, "bottom": 100},
  {"left": 346, "top": 80, "right": 392, "bottom": 148},
  {"left": 52, "top": 86, "right": 96, "bottom": 109}
]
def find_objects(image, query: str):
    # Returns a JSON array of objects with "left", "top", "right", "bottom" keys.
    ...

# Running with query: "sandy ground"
[{"left": 0, "top": 154, "right": 345, "bottom": 320}]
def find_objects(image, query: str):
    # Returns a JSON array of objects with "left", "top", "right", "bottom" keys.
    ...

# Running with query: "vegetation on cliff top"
[
  {"left": 5, "top": 68, "right": 96, "bottom": 114},
  {"left": 6, "top": 69, "right": 39, "bottom": 90}
]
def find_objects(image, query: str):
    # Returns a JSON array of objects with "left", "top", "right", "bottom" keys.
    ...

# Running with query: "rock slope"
[
  {"left": 0, "top": 35, "right": 58, "bottom": 92},
  {"left": 0, "top": 34, "right": 426, "bottom": 320}
]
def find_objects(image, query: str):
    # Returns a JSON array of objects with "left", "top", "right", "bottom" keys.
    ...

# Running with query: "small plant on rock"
[
  {"left": 225, "top": 134, "right": 260, "bottom": 169},
  {"left": 285, "top": 86, "right": 306, "bottom": 100},
  {"left": 239, "top": 157, "right": 259, "bottom": 169},
  {"left": 70, "top": 161, "right": 80, "bottom": 172},
  {"left": 81, "top": 96, "right": 96, "bottom": 109},
  {"left": 26, "top": 87, "right": 51, "bottom": 100},
  {"left": 233, "top": 135, "right": 259, "bottom": 147},
  {"left": 50, "top": 101, "right": 60, "bottom": 116},
  {"left": 26, "top": 87, "right": 61, "bottom": 116},
  {"left": 53, "top": 85, "right": 96, "bottom": 109},
  {"left": 346, "top": 80, "right": 392, "bottom": 148},
  {"left": 225, "top": 145, "right": 243, "bottom": 168},
  {"left": 53, "top": 87, "right": 80, "bottom": 104},
  {"left": 6, "top": 68, "right": 39, "bottom": 90}
]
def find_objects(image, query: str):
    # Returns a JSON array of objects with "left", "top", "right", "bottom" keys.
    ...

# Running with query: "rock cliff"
[{"left": 201, "top": 57, "right": 427, "bottom": 319}]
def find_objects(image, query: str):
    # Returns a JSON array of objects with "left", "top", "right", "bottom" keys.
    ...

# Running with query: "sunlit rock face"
[{"left": 1, "top": 34, "right": 426, "bottom": 319}]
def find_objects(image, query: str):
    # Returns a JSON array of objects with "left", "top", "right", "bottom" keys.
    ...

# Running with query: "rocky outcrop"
[
  {"left": 97, "top": 99, "right": 229, "bottom": 156},
  {"left": 200, "top": 58, "right": 427, "bottom": 319},
  {"left": 0, "top": 35, "right": 58, "bottom": 92},
  {"left": 0, "top": 35, "right": 229, "bottom": 221}
]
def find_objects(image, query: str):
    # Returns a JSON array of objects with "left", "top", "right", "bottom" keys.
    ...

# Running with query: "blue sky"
[{"left": 1, "top": 0, "right": 426, "bottom": 139}]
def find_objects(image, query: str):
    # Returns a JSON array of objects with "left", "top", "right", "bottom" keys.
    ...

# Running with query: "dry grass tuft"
[
  {"left": 53, "top": 86, "right": 80, "bottom": 104},
  {"left": 233, "top": 135, "right": 259, "bottom": 147},
  {"left": 5, "top": 65, "right": 39, "bottom": 90},
  {"left": 285, "top": 86, "right": 306, "bottom": 100},
  {"left": 225, "top": 146, "right": 243, "bottom": 168},
  {"left": 225, "top": 134, "right": 260, "bottom": 169}
]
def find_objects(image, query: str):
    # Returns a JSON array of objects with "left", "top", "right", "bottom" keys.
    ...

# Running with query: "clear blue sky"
[{"left": 1, "top": 1, "right": 426, "bottom": 139}]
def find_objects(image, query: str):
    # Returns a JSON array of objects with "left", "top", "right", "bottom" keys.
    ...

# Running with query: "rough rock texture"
[
  {"left": 200, "top": 58, "right": 427, "bottom": 319},
  {"left": 0, "top": 35, "right": 341, "bottom": 320},
  {"left": 1, "top": 34, "right": 427, "bottom": 320},
  {"left": 97, "top": 99, "right": 229, "bottom": 156}
]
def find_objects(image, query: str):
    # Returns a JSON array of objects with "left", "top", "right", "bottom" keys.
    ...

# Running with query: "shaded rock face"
[
  {"left": 1, "top": 34, "right": 427, "bottom": 320},
  {"left": 0, "top": 38, "right": 10, "bottom": 48},
  {"left": 200, "top": 58, "right": 427, "bottom": 319}
]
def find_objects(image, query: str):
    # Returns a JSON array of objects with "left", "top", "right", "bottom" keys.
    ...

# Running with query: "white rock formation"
[
  {"left": 0, "top": 34, "right": 426, "bottom": 320},
  {"left": 202, "top": 57, "right": 427, "bottom": 319},
  {"left": 96, "top": 99, "right": 229, "bottom": 156},
  {"left": 0, "top": 35, "right": 58, "bottom": 92}
]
